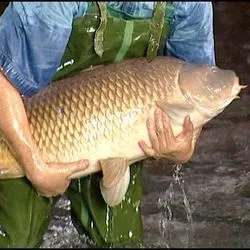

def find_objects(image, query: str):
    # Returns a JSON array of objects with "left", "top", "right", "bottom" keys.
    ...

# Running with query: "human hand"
[
  {"left": 138, "top": 108, "right": 196, "bottom": 163},
  {"left": 25, "top": 151, "right": 89, "bottom": 197}
]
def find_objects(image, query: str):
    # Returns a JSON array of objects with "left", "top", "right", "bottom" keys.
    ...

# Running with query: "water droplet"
[
  {"left": 135, "top": 206, "right": 139, "bottom": 212},
  {"left": 0, "top": 225, "right": 7, "bottom": 237},
  {"left": 105, "top": 206, "right": 110, "bottom": 227},
  {"left": 90, "top": 221, "right": 94, "bottom": 228},
  {"left": 77, "top": 178, "right": 81, "bottom": 193},
  {"left": 128, "top": 230, "right": 133, "bottom": 238},
  {"left": 104, "top": 205, "right": 111, "bottom": 242}
]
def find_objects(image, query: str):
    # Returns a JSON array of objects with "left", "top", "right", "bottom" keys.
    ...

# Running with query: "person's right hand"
[{"left": 24, "top": 150, "right": 89, "bottom": 197}]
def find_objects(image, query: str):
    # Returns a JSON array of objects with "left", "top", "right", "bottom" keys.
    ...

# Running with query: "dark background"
[{"left": 213, "top": 2, "right": 250, "bottom": 94}]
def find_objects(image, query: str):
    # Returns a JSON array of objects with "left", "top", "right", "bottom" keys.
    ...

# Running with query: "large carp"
[{"left": 0, "top": 56, "right": 244, "bottom": 206}]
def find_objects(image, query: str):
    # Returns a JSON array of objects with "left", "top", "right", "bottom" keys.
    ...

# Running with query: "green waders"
[{"left": 0, "top": 2, "right": 173, "bottom": 248}]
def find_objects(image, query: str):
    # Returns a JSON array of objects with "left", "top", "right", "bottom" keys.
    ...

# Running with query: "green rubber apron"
[{"left": 0, "top": 1, "right": 173, "bottom": 248}]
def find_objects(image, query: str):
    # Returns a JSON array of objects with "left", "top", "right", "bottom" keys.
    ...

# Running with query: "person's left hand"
[{"left": 138, "top": 108, "right": 197, "bottom": 163}]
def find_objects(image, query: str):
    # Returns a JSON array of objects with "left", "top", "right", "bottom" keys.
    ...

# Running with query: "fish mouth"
[
  {"left": 220, "top": 76, "right": 246, "bottom": 108},
  {"left": 231, "top": 76, "right": 247, "bottom": 98}
]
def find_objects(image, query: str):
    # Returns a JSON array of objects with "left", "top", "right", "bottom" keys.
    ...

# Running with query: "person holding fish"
[{"left": 0, "top": 2, "right": 216, "bottom": 248}]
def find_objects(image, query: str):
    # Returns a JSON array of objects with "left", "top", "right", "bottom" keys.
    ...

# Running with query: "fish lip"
[
  {"left": 228, "top": 76, "right": 248, "bottom": 103},
  {"left": 232, "top": 76, "right": 247, "bottom": 97}
]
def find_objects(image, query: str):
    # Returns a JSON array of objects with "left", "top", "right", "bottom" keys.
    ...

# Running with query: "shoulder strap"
[
  {"left": 94, "top": 2, "right": 108, "bottom": 58},
  {"left": 146, "top": 1, "right": 167, "bottom": 62}
]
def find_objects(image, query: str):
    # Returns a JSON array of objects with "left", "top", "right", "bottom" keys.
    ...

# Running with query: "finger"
[
  {"left": 36, "top": 179, "right": 71, "bottom": 197},
  {"left": 146, "top": 117, "right": 160, "bottom": 152},
  {"left": 154, "top": 108, "right": 166, "bottom": 147},
  {"left": 37, "top": 190, "right": 65, "bottom": 198},
  {"left": 175, "top": 116, "right": 193, "bottom": 143},
  {"left": 37, "top": 191, "right": 55, "bottom": 198},
  {"left": 138, "top": 140, "right": 156, "bottom": 158},
  {"left": 182, "top": 116, "right": 193, "bottom": 138},
  {"left": 49, "top": 159, "right": 89, "bottom": 175},
  {"left": 194, "top": 126, "right": 202, "bottom": 140},
  {"left": 65, "top": 159, "right": 90, "bottom": 176},
  {"left": 161, "top": 109, "right": 174, "bottom": 140}
]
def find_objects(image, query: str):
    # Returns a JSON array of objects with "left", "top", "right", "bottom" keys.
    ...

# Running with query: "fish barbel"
[{"left": 0, "top": 56, "right": 244, "bottom": 206}]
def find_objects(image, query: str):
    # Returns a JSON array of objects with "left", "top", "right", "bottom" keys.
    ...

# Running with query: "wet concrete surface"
[{"left": 1, "top": 1, "right": 250, "bottom": 248}]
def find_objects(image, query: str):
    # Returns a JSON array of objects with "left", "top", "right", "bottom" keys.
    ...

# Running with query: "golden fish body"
[{"left": 0, "top": 56, "right": 243, "bottom": 206}]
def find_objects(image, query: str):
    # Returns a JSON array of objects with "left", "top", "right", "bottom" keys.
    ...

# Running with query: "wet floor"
[{"left": 1, "top": 2, "right": 250, "bottom": 248}]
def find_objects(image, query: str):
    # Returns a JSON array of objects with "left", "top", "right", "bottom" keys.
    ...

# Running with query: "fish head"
[
  {"left": 177, "top": 63, "right": 245, "bottom": 123},
  {"left": 158, "top": 61, "right": 246, "bottom": 136}
]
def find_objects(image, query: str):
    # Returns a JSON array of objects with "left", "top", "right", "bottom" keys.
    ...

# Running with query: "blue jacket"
[{"left": 0, "top": 2, "right": 215, "bottom": 97}]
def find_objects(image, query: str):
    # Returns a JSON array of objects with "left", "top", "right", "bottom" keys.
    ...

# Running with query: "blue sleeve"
[
  {"left": 166, "top": 2, "right": 216, "bottom": 66},
  {"left": 0, "top": 2, "right": 88, "bottom": 97}
]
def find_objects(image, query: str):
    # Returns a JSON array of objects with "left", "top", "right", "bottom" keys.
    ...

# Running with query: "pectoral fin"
[{"left": 99, "top": 157, "right": 130, "bottom": 207}]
